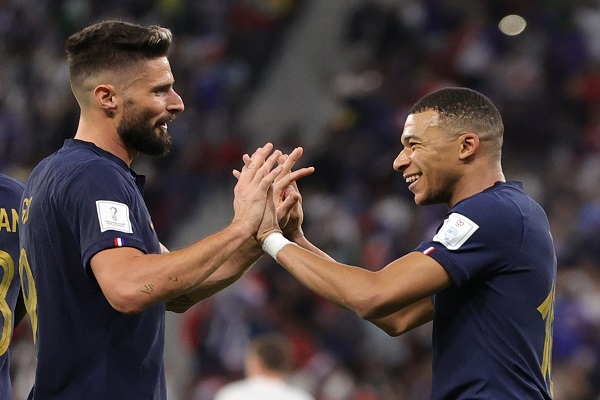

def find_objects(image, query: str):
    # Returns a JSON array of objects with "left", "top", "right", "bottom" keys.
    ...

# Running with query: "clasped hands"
[{"left": 231, "top": 143, "right": 314, "bottom": 246}]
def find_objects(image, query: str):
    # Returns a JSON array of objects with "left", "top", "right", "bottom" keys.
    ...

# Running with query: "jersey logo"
[
  {"left": 96, "top": 201, "right": 133, "bottom": 233},
  {"left": 432, "top": 212, "right": 479, "bottom": 250}
]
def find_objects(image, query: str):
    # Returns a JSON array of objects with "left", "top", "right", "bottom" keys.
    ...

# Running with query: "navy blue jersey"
[
  {"left": 19, "top": 139, "right": 165, "bottom": 399},
  {"left": 0, "top": 173, "right": 25, "bottom": 399},
  {"left": 415, "top": 181, "right": 556, "bottom": 400}
]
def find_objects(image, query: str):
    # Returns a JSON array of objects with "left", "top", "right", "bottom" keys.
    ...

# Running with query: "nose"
[
  {"left": 168, "top": 89, "right": 185, "bottom": 114},
  {"left": 393, "top": 148, "right": 410, "bottom": 172}
]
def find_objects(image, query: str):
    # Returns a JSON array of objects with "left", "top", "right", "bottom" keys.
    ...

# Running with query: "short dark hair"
[
  {"left": 65, "top": 20, "right": 173, "bottom": 89},
  {"left": 409, "top": 87, "right": 504, "bottom": 144},
  {"left": 248, "top": 333, "right": 293, "bottom": 373}
]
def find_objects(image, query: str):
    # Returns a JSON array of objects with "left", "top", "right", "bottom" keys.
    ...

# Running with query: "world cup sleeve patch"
[
  {"left": 432, "top": 212, "right": 479, "bottom": 250},
  {"left": 96, "top": 200, "right": 133, "bottom": 233}
]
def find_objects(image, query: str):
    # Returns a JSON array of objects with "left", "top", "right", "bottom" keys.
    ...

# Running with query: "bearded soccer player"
[{"left": 18, "top": 20, "right": 311, "bottom": 399}]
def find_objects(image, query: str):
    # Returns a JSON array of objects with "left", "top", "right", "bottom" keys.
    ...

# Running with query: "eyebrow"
[
  {"left": 401, "top": 132, "right": 421, "bottom": 144},
  {"left": 151, "top": 82, "right": 174, "bottom": 92}
]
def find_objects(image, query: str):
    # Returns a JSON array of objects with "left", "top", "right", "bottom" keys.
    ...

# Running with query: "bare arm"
[
  {"left": 260, "top": 194, "right": 449, "bottom": 335},
  {"left": 276, "top": 213, "right": 436, "bottom": 334},
  {"left": 91, "top": 144, "right": 282, "bottom": 314},
  {"left": 273, "top": 247, "right": 449, "bottom": 321},
  {"left": 259, "top": 171, "right": 438, "bottom": 336},
  {"left": 166, "top": 238, "right": 263, "bottom": 312},
  {"left": 366, "top": 297, "right": 434, "bottom": 336}
]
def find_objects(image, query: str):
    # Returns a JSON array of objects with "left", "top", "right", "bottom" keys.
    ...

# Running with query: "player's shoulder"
[
  {"left": 0, "top": 173, "right": 25, "bottom": 195},
  {"left": 42, "top": 140, "right": 126, "bottom": 185},
  {"left": 55, "top": 140, "right": 118, "bottom": 169},
  {"left": 456, "top": 181, "right": 530, "bottom": 220},
  {"left": 448, "top": 181, "right": 534, "bottom": 240}
]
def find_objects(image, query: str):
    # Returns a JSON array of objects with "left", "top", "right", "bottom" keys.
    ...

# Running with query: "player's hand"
[
  {"left": 231, "top": 143, "right": 282, "bottom": 235},
  {"left": 280, "top": 182, "right": 305, "bottom": 241},
  {"left": 233, "top": 147, "right": 313, "bottom": 235},
  {"left": 256, "top": 185, "right": 281, "bottom": 243},
  {"left": 273, "top": 148, "right": 313, "bottom": 232}
]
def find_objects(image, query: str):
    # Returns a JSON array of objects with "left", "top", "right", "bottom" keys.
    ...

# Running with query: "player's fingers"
[
  {"left": 243, "top": 143, "right": 273, "bottom": 173},
  {"left": 254, "top": 150, "right": 282, "bottom": 185},
  {"left": 237, "top": 143, "right": 274, "bottom": 187},
  {"left": 266, "top": 149, "right": 282, "bottom": 170},
  {"left": 274, "top": 154, "right": 288, "bottom": 181},
  {"left": 278, "top": 147, "right": 303, "bottom": 177},
  {"left": 278, "top": 153, "right": 288, "bottom": 165},
  {"left": 284, "top": 184, "right": 298, "bottom": 200},
  {"left": 239, "top": 154, "right": 249, "bottom": 169},
  {"left": 277, "top": 166, "right": 314, "bottom": 188},
  {"left": 277, "top": 191, "right": 300, "bottom": 216},
  {"left": 234, "top": 154, "right": 253, "bottom": 180},
  {"left": 286, "top": 147, "right": 304, "bottom": 166},
  {"left": 242, "top": 154, "right": 251, "bottom": 166},
  {"left": 259, "top": 165, "right": 283, "bottom": 192}
]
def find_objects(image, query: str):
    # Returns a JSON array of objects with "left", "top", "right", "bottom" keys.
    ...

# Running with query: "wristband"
[{"left": 262, "top": 232, "right": 294, "bottom": 261}]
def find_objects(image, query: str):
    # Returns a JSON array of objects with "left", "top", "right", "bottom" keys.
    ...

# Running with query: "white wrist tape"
[{"left": 262, "top": 232, "right": 294, "bottom": 261}]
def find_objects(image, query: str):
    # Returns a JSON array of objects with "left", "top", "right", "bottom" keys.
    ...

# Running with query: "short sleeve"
[
  {"left": 415, "top": 193, "right": 524, "bottom": 287},
  {"left": 61, "top": 160, "right": 150, "bottom": 271}
]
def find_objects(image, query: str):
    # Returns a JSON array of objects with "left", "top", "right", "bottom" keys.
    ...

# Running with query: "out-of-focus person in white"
[{"left": 214, "top": 333, "right": 314, "bottom": 400}]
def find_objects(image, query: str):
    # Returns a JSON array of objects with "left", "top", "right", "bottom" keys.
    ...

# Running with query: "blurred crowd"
[{"left": 2, "top": 0, "right": 600, "bottom": 399}]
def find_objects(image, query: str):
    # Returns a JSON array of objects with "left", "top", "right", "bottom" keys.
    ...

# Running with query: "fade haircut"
[
  {"left": 65, "top": 20, "right": 173, "bottom": 97},
  {"left": 409, "top": 87, "right": 504, "bottom": 153}
]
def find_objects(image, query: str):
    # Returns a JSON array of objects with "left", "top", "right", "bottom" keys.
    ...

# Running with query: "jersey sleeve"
[
  {"left": 61, "top": 160, "right": 150, "bottom": 271},
  {"left": 415, "top": 193, "right": 524, "bottom": 287}
]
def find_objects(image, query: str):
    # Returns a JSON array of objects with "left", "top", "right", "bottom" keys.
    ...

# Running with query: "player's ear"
[
  {"left": 458, "top": 132, "right": 479, "bottom": 160},
  {"left": 93, "top": 84, "right": 118, "bottom": 117}
]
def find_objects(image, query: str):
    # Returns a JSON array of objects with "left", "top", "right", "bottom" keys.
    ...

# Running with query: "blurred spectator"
[{"left": 213, "top": 333, "right": 314, "bottom": 400}]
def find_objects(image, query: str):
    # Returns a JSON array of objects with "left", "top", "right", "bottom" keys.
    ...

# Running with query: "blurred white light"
[{"left": 499, "top": 14, "right": 527, "bottom": 36}]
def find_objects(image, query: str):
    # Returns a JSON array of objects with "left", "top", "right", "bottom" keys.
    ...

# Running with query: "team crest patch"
[
  {"left": 432, "top": 212, "right": 479, "bottom": 250},
  {"left": 96, "top": 200, "right": 133, "bottom": 233}
]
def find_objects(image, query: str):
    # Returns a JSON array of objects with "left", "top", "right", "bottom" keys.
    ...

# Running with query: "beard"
[{"left": 117, "top": 104, "right": 173, "bottom": 157}]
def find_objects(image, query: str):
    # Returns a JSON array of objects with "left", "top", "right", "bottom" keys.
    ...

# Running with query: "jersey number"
[
  {"left": 0, "top": 250, "right": 15, "bottom": 355},
  {"left": 537, "top": 284, "right": 555, "bottom": 397},
  {"left": 19, "top": 249, "right": 38, "bottom": 343}
]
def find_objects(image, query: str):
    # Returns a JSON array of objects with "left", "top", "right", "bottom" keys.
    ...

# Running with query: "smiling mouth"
[
  {"left": 157, "top": 115, "right": 176, "bottom": 131},
  {"left": 405, "top": 173, "right": 422, "bottom": 184}
]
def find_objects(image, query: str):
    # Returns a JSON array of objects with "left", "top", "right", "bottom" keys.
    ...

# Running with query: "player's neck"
[
  {"left": 448, "top": 166, "right": 505, "bottom": 208},
  {"left": 74, "top": 116, "right": 138, "bottom": 166}
]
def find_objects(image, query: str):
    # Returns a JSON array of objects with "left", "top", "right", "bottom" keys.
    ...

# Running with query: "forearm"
[
  {"left": 167, "top": 238, "right": 264, "bottom": 312},
  {"left": 366, "top": 297, "right": 433, "bottom": 336},
  {"left": 274, "top": 240, "right": 376, "bottom": 315},
  {"left": 290, "top": 232, "right": 335, "bottom": 261},
  {"left": 268, "top": 241, "right": 446, "bottom": 322},
  {"left": 92, "top": 221, "right": 255, "bottom": 314}
]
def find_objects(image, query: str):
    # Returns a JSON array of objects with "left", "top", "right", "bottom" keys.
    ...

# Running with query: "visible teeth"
[{"left": 406, "top": 174, "right": 421, "bottom": 183}]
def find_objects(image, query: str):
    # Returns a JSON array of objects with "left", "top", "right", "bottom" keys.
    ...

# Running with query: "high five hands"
[{"left": 232, "top": 144, "right": 314, "bottom": 243}]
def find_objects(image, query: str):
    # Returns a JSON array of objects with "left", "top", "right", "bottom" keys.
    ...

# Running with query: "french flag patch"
[
  {"left": 114, "top": 238, "right": 125, "bottom": 247},
  {"left": 423, "top": 246, "right": 435, "bottom": 255}
]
